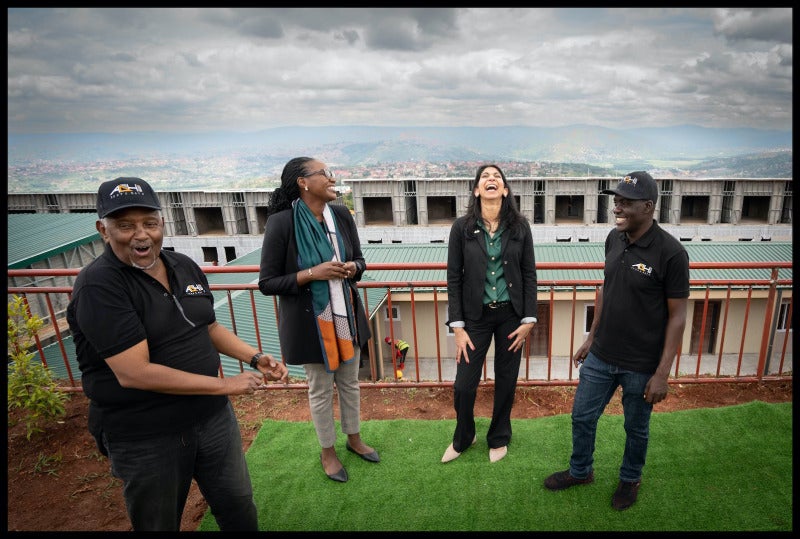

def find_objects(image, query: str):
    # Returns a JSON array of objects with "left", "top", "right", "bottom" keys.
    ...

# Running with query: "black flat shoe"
[
  {"left": 320, "top": 453, "right": 348, "bottom": 482},
  {"left": 346, "top": 441, "right": 380, "bottom": 463}
]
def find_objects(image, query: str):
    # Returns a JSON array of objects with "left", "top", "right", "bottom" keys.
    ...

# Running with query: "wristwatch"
[{"left": 250, "top": 352, "right": 265, "bottom": 370}]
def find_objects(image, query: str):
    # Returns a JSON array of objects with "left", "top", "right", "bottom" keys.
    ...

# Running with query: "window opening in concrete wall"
[
  {"left": 596, "top": 180, "right": 610, "bottom": 224},
  {"left": 720, "top": 180, "right": 735, "bottom": 224},
  {"left": 168, "top": 192, "right": 189, "bottom": 235},
  {"left": 232, "top": 192, "right": 249, "bottom": 234},
  {"left": 777, "top": 300, "right": 793, "bottom": 331},
  {"left": 224, "top": 246, "right": 236, "bottom": 263},
  {"left": 554, "top": 195, "right": 584, "bottom": 224},
  {"left": 45, "top": 194, "right": 59, "bottom": 213},
  {"left": 202, "top": 246, "right": 218, "bottom": 265},
  {"left": 780, "top": 181, "right": 792, "bottom": 224},
  {"left": 741, "top": 196, "right": 771, "bottom": 223},
  {"left": 194, "top": 207, "right": 226, "bottom": 235},
  {"left": 680, "top": 195, "right": 710, "bottom": 223},
  {"left": 427, "top": 196, "right": 456, "bottom": 224},
  {"left": 659, "top": 180, "right": 673, "bottom": 224},
  {"left": 363, "top": 197, "right": 393, "bottom": 225}
]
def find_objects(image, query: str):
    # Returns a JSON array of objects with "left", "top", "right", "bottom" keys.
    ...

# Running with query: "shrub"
[{"left": 7, "top": 294, "right": 69, "bottom": 440}]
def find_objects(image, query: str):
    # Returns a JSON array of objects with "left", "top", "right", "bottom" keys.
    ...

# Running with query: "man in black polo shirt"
[
  {"left": 67, "top": 177, "right": 288, "bottom": 531},
  {"left": 543, "top": 171, "right": 690, "bottom": 511}
]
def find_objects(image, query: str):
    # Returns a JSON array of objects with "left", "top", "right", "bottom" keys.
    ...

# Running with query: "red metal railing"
[{"left": 8, "top": 261, "right": 793, "bottom": 393}]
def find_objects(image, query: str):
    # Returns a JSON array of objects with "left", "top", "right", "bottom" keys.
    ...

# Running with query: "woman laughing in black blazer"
[{"left": 442, "top": 164, "right": 538, "bottom": 464}]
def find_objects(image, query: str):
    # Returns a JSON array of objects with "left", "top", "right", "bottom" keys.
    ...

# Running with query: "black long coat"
[{"left": 258, "top": 204, "right": 371, "bottom": 365}]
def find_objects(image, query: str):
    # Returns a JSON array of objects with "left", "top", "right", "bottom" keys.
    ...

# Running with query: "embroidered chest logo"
[
  {"left": 631, "top": 262, "right": 653, "bottom": 276},
  {"left": 185, "top": 284, "right": 205, "bottom": 294}
]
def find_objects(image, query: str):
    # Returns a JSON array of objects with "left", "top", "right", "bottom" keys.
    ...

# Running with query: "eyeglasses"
[{"left": 302, "top": 168, "right": 335, "bottom": 180}]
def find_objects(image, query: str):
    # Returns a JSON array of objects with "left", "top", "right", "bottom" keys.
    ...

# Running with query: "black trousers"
[{"left": 451, "top": 303, "right": 522, "bottom": 451}]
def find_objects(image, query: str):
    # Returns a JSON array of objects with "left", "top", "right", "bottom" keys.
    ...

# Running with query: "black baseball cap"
[
  {"left": 602, "top": 171, "right": 659, "bottom": 204},
  {"left": 96, "top": 177, "right": 162, "bottom": 218}
]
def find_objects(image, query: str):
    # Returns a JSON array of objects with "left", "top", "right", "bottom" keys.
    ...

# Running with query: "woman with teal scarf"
[{"left": 259, "top": 157, "right": 379, "bottom": 483}]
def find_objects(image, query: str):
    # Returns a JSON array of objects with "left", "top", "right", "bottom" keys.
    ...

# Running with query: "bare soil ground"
[{"left": 6, "top": 380, "right": 792, "bottom": 531}]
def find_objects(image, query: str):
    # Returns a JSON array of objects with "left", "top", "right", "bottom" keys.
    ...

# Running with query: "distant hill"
[
  {"left": 685, "top": 150, "right": 793, "bottom": 178},
  {"left": 8, "top": 124, "right": 791, "bottom": 165}
]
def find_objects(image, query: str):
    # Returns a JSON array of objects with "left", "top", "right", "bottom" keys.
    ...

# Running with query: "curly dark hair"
[
  {"left": 463, "top": 164, "right": 528, "bottom": 237},
  {"left": 265, "top": 156, "right": 315, "bottom": 218}
]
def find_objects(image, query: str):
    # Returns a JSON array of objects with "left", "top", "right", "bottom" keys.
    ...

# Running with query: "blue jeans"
[
  {"left": 569, "top": 352, "right": 654, "bottom": 483},
  {"left": 102, "top": 400, "right": 258, "bottom": 531}
]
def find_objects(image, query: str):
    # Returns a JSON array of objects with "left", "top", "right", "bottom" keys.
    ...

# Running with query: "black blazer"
[
  {"left": 446, "top": 216, "right": 538, "bottom": 324},
  {"left": 258, "top": 204, "right": 371, "bottom": 365}
]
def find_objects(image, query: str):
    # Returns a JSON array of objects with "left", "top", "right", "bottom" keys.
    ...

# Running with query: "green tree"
[
  {"left": 7, "top": 295, "right": 69, "bottom": 440},
  {"left": 341, "top": 190, "right": 354, "bottom": 211}
]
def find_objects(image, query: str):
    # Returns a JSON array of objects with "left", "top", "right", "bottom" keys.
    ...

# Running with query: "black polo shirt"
[
  {"left": 590, "top": 220, "right": 690, "bottom": 374},
  {"left": 67, "top": 244, "right": 227, "bottom": 441}
]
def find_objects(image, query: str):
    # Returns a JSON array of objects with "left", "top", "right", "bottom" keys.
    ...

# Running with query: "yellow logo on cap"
[{"left": 110, "top": 183, "right": 144, "bottom": 196}]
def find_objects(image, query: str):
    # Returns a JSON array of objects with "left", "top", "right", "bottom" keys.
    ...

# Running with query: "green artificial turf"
[{"left": 199, "top": 401, "right": 792, "bottom": 531}]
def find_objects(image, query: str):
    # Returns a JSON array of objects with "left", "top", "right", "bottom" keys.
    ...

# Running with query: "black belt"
[{"left": 485, "top": 301, "right": 511, "bottom": 309}]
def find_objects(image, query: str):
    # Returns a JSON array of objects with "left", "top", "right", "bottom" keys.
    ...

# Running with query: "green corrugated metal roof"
[
  {"left": 685, "top": 242, "right": 793, "bottom": 282},
  {"left": 7, "top": 213, "right": 100, "bottom": 268},
  {"left": 360, "top": 241, "right": 792, "bottom": 285},
  {"left": 359, "top": 243, "right": 450, "bottom": 283}
]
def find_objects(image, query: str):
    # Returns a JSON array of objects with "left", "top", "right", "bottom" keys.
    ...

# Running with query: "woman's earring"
[{"left": 305, "top": 186, "right": 309, "bottom": 191}]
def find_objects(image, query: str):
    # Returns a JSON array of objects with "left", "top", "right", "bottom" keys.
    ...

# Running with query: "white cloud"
[{"left": 6, "top": 7, "right": 793, "bottom": 133}]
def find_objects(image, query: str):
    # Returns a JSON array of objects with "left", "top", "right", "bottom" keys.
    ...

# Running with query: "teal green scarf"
[{"left": 293, "top": 199, "right": 356, "bottom": 372}]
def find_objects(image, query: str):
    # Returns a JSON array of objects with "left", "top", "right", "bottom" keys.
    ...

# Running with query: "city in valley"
[
  {"left": 7, "top": 125, "right": 792, "bottom": 193},
  {"left": 7, "top": 152, "right": 792, "bottom": 195}
]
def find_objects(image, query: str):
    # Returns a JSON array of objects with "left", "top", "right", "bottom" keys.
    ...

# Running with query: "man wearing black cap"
[
  {"left": 543, "top": 171, "right": 690, "bottom": 511},
  {"left": 67, "top": 177, "right": 289, "bottom": 531}
]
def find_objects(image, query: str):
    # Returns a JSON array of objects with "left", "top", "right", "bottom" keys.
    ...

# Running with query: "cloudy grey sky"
[{"left": 7, "top": 7, "right": 793, "bottom": 135}]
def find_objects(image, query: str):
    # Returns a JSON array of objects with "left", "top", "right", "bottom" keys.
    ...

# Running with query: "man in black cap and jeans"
[
  {"left": 543, "top": 171, "right": 690, "bottom": 511},
  {"left": 67, "top": 177, "right": 289, "bottom": 531}
]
